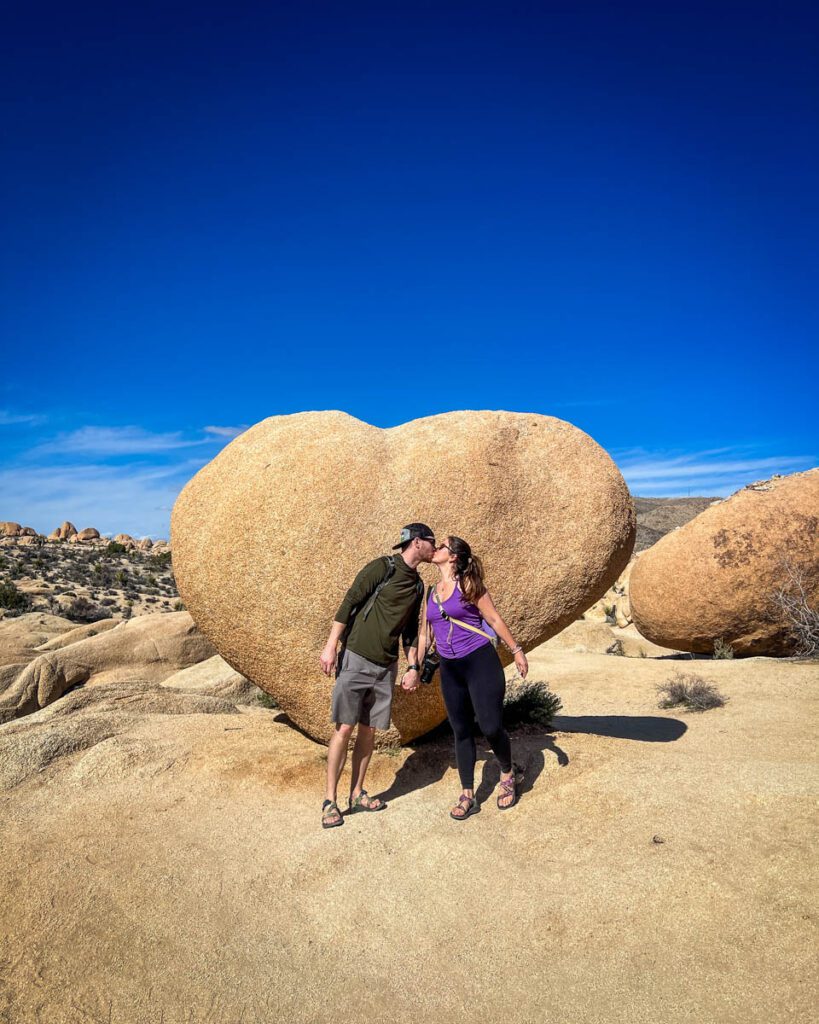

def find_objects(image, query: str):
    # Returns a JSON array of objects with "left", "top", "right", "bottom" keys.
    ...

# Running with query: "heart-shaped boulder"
[{"left": 171, "top": 411, "right": 635, "bottom": 743}]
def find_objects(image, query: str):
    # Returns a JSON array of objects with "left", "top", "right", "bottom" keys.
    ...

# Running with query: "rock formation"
[
  {"left": 583, "top": 556, "right": 638, "bottom": 628},
  {"left": 630, "top": 469, "right": 819, "bottom": 655},
  {"left": 172, "top": 410, "right": 636, "bottom": 744},
  {"left": 0, "top": 611, "right": 214, "bottom": 722},
  {"left": 75, "top": 527, "right": 101, "bottom": 542},
  {"left": 1, "top": 522, "right": 21, "bottom": 537},
  {"left": 48, "top": 521, "right": 78, "bottom": 541}
]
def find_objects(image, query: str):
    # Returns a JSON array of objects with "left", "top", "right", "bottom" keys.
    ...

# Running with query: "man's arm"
[
  {"left": 319, "top": 621, "right": 346, "bottom": 677},
  {"left": 399, "top": 644, "right": 420, "bottom": 690}
]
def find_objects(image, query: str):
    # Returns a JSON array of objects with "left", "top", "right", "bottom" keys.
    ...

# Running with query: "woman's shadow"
[{"left": 378, "top": 723, "right": 569, "bottom": 805}]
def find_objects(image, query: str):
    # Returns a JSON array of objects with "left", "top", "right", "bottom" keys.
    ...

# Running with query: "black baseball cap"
[{"left": 392, "top": 523, "right": 436, "bottom": 549}]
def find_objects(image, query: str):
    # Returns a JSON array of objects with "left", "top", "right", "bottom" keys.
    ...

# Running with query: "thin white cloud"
[
  {"left": 614, "top": 446, "right": 817, "bottom": 496},
  {"left": 203, "top": 424, "right": 249, "bottom": 438},
  {"left": 0, "top": 409, "right": 46, "bottom": 426},
  {"left": 27, "top": 425, "right": 217, "bottom": 457}
]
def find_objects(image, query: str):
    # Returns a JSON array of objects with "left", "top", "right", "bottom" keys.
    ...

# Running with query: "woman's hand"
[{"left": 514, "top": 650, "right": 528, "bottom": 679}]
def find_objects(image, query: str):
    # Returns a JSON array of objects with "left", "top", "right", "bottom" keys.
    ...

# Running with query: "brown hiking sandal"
[{"left": 321, "top": 799, "right": 344, "bottom": 828}]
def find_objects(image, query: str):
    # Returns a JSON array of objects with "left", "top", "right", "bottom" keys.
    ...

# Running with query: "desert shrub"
[
  {"left": 606, "top": 639, "right": 625, "bottom": 656},
  {"left": 152, "top": 551, "right": 172, "bottom": 568},
  {"left": 657, "top": 672, "right": 727, "bottom": 712},
  {"left": 173, "top": 600, "right": 186, "bottom": 611},
  {"left": 64, "top": 596, "right": 106, "bottom": 624},
  {"left": 771, "top": 561, "right": 819, "bottom": 658},
  {"left": 257, "top": 691, "right": 280, "bottom": 710},
  {"left": 104, "top": 541, "right": 127, "bottom": 556},
  {"left": 0, "top": 580, "right": 31, "bottom": 615},
  {"left": 712, "top": 638, "right": 734, "bottom": 660},
  {"left": 503, "top": 681, "right": 562, "bottom": 730},
  {"left": 603, "top": 603, "right": 617, "bottom": 625}
]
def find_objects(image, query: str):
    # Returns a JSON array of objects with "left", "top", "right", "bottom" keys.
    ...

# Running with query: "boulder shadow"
[{"left": 552, "top": 714, "right": 687, "bottom": 742}]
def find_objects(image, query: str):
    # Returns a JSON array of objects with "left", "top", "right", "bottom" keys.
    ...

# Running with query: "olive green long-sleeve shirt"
[{"left": 335, "top": 555, "right": 422, "bottom": 667}]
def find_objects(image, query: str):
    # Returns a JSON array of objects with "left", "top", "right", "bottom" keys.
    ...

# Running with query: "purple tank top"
[{"left": 427, "top": 584, "right": 492, "bottom": 660}]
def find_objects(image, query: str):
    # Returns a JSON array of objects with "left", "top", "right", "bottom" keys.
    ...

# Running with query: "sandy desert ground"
[{"left": 1, "top": 630, "right": 817, "bottom": 1024}]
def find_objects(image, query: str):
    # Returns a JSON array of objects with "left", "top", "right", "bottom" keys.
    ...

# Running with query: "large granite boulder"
[
  {"left": 171, "top": 411, "right": 635, "bottom": 744},
  {"left": 630, "top": 470, "right": 819, "bottom": 656}
]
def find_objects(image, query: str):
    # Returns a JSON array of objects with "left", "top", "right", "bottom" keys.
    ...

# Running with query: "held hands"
[
  {"left": 400, "top": 668, "right": 420, "bottom": 692},
  {"left": 319, "top": 643, "right": 337, "bottom": 677}
]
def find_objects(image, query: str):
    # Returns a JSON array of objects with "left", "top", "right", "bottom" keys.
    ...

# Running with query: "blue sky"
[{"left": 2, "top": 1, "right": 817, "bottom": 536}]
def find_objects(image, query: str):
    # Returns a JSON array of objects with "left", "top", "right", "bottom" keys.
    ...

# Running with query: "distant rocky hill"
[{"left": 633, "top": 496, "right": 718, "bottom": 551}]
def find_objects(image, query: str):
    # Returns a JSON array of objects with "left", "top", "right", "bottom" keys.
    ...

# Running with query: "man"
[{"left": 318, "top": 523, "right": 436, "bottom": 828}]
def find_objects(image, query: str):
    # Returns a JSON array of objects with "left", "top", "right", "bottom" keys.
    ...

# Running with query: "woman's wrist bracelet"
[{"left": 509, "top": 644, "right": 523, "bottom": 655}]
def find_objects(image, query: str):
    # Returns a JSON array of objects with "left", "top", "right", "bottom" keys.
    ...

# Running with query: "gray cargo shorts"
[{"left": 331, "top": 648, "right": 397, "bottom": 730}]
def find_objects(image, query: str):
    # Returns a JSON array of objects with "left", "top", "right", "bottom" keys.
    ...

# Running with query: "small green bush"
[
  {"left": 503, "top": 681, "right": 562, "bottom": 730},
  {"left": 104, "top": 541, "right": 127, "bottom": 556},
  {"left": 152, "top": 551, "right": 172, "bottom": 568},
  {"left": 712, "top": 638, "right": 734, "bottom": 660},
  {"left": 657, "top": 672, "right": 727, "bottom": 712},
  {"left": 257, "top": 692, "right": 280, "bottom": 710},
  {"left": 0, "top": 580, "right": 31, "bottom": 615},
  {"left": 173, "top": 600, "right": 186, "bottom": 611}
]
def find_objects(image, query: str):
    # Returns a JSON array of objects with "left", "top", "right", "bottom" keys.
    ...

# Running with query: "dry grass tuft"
[{"left": 657, "top": 671, "right": 727, "bottom": 712}]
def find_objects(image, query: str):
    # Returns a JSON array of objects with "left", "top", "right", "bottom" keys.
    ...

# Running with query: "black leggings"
[{"left": 439, "top": 642, "right": 512, "bottom": 789}]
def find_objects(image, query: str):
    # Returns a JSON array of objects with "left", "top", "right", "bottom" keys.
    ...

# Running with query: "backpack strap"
[{"left": 359, "top": 556, "right": 396, "bottom": 620}]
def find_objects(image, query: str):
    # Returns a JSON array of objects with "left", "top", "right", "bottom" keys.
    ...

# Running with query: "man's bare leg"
[
  {"left": 350, "top": 724, "right": 375, "bottom": 799},
  {"left": 324, "top": 723, "right": 354, "bottom": 824}
]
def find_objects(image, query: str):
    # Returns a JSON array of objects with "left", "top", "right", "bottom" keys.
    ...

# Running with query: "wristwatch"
[{"left": 406, "top": 663, "right": 420, "bottom": 672}]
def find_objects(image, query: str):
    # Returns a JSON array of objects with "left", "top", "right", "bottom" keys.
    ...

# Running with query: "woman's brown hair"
[{"left": 447, "top": 535, "right": 486, "bottom": 605}]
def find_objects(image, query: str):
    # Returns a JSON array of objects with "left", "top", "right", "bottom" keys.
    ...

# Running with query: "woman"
[{"left": 418, "top": 535, "right": 528, "bottom": 819}]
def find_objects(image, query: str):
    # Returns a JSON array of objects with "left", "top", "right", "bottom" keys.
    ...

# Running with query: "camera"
[{"left": 420, "top": 651, "right": 440, "bottom": 684}]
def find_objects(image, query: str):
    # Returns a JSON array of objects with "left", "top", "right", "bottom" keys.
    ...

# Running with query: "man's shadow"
[{"left": 378, "top": 712, "right": 686, "bottom": 806}]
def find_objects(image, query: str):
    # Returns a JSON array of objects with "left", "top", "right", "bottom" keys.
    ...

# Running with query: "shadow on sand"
[{"left": 378, "top": 711, "right": 686, "bottom": 807}]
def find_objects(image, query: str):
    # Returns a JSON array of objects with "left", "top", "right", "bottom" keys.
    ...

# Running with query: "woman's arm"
[{"left": 476, "top": 591, "right": 528, "bottom": 678}]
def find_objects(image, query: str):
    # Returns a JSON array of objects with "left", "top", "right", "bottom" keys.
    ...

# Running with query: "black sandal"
[{"left": 321, "top": 799, "right": 344, "bottom": 828}]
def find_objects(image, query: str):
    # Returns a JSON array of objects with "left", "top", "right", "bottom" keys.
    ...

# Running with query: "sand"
[{"left": 1, "top": 646, "right": 817, "bottom": 1024}]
